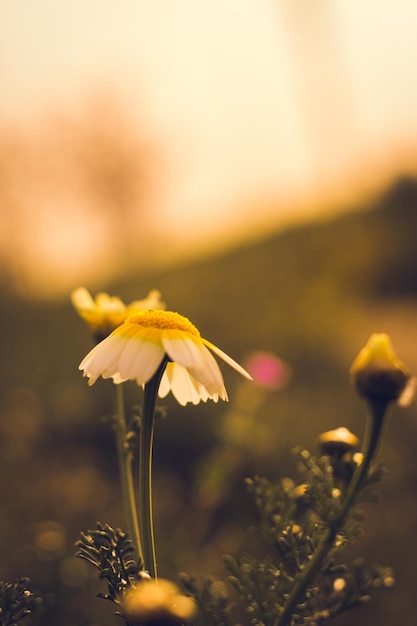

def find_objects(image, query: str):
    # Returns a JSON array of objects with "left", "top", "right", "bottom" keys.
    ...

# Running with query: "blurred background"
[{"left": 1, "top": 1, "right": 417, "bottom": 624}]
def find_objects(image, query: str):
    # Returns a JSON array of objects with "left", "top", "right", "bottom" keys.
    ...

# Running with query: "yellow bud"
[
  {"left": 318, "top": 427, "right": 360, "bottom": 457},
  {"left": 350, "top": 333, "right": 411, "bottom": 403}
]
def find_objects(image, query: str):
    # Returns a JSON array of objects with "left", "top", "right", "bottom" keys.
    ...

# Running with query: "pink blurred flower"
[{"left": 244, "top": 351, "right": 291, "bottom": 391}]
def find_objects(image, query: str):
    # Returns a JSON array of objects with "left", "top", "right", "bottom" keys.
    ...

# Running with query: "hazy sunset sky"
[{"left": 1, "top": 1, "right": 417, "bottom": 292}]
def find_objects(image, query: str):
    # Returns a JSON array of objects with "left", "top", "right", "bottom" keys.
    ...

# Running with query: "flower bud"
[
  {"left": 318, "top": 427, "right": 360, "bottom": 457},
  {"left": 123, "top": 579, "right": 196, "bottom": 626},
  {"left": 350, "top": 333, "right": 411, "bottom": 404}
]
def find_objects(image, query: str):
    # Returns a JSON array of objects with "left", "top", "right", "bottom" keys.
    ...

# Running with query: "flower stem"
[
  {"left": 278, "top": 399, "right": 389, "bottom": 626},
  {"left": 113, "top": 383, "right": 143, "bottom": 564},
  {"left": 139, "top": 360, "right": 167, "bottom": 579}
]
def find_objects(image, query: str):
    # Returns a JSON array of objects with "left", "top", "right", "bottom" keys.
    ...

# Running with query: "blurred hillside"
[{"left": 1, "top": 177, "right": 417, "bottom": 626}]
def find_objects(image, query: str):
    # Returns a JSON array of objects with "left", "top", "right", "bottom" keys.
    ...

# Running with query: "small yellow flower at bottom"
[
  {"left": 123, "top": 579, "right": 196, "bottom": 626},
  {"left": 79, "top": 309, "right": 252, "bottom": 405}
]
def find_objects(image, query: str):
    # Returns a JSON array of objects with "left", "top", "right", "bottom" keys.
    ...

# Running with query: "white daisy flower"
[{"left": 79, "top": 309, "right": 252, "bottom": 405}]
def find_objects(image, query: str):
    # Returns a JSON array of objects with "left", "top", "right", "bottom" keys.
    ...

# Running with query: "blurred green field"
[{"left": 1, "top": 177, "right": 417, "bottom": 625}]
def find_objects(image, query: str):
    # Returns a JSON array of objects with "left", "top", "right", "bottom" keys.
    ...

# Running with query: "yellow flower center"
[{"left": 127, "top": 309, "right": 201, "bottom": 337}]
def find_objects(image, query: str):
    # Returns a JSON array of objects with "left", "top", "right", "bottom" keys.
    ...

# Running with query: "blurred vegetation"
[{"left": 1, "top": 177, "right": 417, "bottom": 625}]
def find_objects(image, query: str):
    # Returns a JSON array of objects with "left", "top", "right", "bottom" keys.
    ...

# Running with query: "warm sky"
[{"left": 1, "top": 1, "right": 417, "bottom": 293}]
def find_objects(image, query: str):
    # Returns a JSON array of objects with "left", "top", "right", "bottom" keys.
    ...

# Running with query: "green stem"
[
  {"left": 339, "top": 400, "right": 386, "bottom": 518},
  {"left": 113, "top": 383, "right": 143, "bottom": 564},
  {"left": 278, "top": 399, "right": 389, "bottom": 626},
  {"left": 139, "top": 360, "right": 167, "bottom": 579}
]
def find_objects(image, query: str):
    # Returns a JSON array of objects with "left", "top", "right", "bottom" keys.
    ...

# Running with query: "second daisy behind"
[{"left": 79, "top": 309, "right": 252, "bottom": 405}]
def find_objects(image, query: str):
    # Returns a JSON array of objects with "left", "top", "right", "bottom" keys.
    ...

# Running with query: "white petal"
[
  {"left": 159, "top": 363, "right": 227, "bottom": 405},
  {"left": 162, "top": 335, "right": 228, "bottom": 397},
  {"left": 158, "top": 369, "right": 171, "bottom": 399},
  {"left": 187, "top": 343, "right": 225, "bottom": 395},
  {"left": 95, "top": 292, "right": 125, "bottom": 312},
  {"left": 191, "top": 374, "right": 226, "bottom": 402},
  {"left": 162, "top": 332, "right": 205, "bottom": 369},
  {"left": 117, "top": 339, "right": 143, "bottom": 378},
  {"left": 85, "top": 372, "right": 99, "bottom": 386},
  {"left": 112, "top": 373, "right": 128, "bottom": 384},
  {"left": 79, "top": 334, "right": 125, "bottom": 380},
  {"left": 117, "top": 328, "right": 164, "bottom": 383},
  {"left": 79, "top": 325, "right": 165, "bottom": 385},
  {"left": 160, "top": 363, "right": 203, "bottom": 405},
  {"left": 189, "top": 368, "right": 227, "bottom": 402},
  {"left": 128, "top": 289, "right": 166, "bottom": 312},
  {"left": 203, "top": 340, "right": 253, "bottom": 380},
  {"left": 71, "top": 286, "right": 96, "bottom": 311},
  {"left": 98, "top": 337, "right": 132, "bottom": 378}
]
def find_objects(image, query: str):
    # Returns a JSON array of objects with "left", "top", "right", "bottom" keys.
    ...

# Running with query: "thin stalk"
[
  {"left": 278, "top": 399, "right": 389, "bottom": 626},
  {"left": 113, "top": 383, "right": 143, "bottom": 564},
  {"left": 338, "top": 400, "right": 386, "bottom": 519},
  {"left": 139, "top": 360, "right": 167, "bottom": 579}
]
